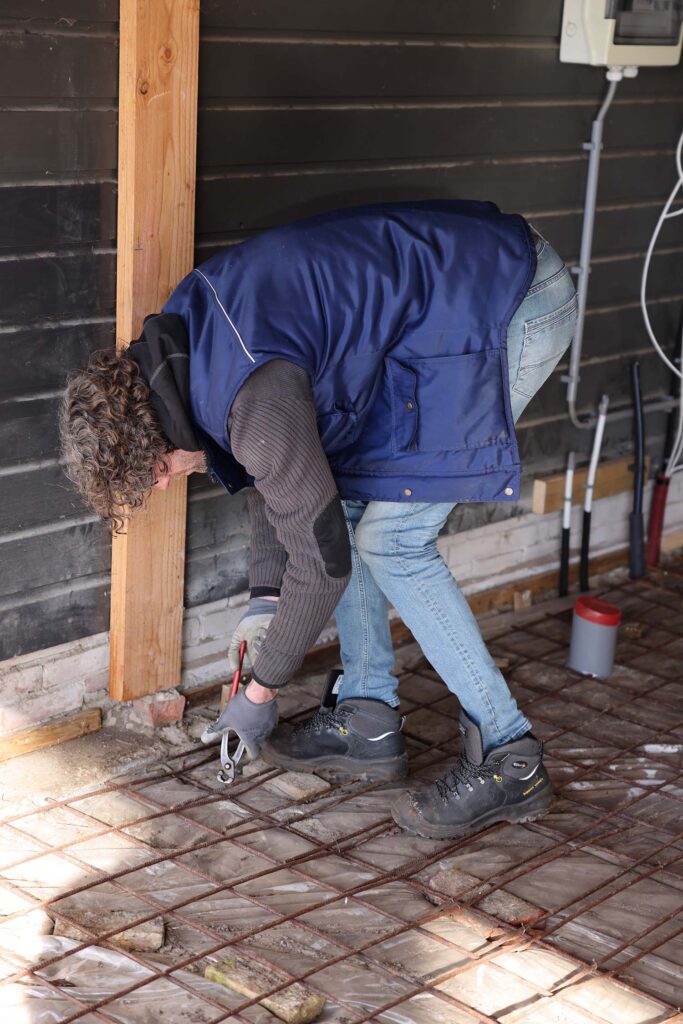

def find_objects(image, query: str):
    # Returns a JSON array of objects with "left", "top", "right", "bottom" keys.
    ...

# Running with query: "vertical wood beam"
[{"left": 110, "top": 0, "right": 199, "bottom": 701}]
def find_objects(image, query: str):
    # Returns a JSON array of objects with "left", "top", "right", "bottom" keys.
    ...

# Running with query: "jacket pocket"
[
  {"left": 316, "top": 403, "right": 359, "bottom": 454},
  {"left": 386, "top": 350, "right": 511, "bottom": 454}
]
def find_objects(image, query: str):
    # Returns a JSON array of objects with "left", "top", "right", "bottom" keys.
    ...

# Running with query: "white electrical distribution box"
[{"left": 561, "top": 0, "right": 683, "bottom": 67}]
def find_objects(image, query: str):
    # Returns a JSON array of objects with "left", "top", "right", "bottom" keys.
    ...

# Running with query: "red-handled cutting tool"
[
  {"left": 230, "top": 639, "right": 247, "bottom": 699},
  {"left": 217, "top": 639, "right": 248, "bottom": 784}
]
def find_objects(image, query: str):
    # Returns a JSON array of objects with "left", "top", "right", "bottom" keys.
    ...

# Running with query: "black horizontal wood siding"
[{"left": 1, "top": 1, "right": 681, "bottom": 661}]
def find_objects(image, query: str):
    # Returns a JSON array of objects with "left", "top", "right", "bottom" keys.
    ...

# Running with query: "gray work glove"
[
  {"left": 201, "top": 688, "right": 279, "bottom": 759},
  {"left": 228, "top": 597, "right": 278, "bottom": 674}
]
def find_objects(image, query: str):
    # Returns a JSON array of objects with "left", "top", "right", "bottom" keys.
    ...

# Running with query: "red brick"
[{"left": 131, "top": 690, "right": 186, "bottom": 728}]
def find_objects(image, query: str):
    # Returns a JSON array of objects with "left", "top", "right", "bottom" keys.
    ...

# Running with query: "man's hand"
[
  {"left": 201, "top": 687, "right": 278, "bottom": 758},
  {"left": 229, "top": 597, "right": 278, "bottom": 674}
]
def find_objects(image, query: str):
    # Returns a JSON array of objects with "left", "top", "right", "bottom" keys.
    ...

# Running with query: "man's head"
[{"left": 59, "top": 349, "right": 204, "bottom": 531}]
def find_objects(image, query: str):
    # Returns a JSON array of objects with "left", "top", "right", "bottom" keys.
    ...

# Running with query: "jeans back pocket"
[{"left": 513, "top": 293, "right": 577, "bottom": 400}]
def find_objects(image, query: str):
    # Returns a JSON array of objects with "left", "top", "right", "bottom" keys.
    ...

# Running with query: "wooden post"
[{"left": 110, "top": 0, "right": 199, "bottom": 701}]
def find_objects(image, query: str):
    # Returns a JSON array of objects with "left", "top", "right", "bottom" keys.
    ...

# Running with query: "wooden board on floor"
[
  {"left": 109, "top": 0, "right": 199, "bottom": 701},
  {"left": 661, "top": 529, "right": 683, "bottom": 554},
  {"left": 0, "top": 709, "right": 102, "bottom": 762},
  {"left": 532, "top": 456, "right": 651, "bottom": 515}
]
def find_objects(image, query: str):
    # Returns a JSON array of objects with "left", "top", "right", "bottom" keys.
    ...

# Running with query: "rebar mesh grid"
[{"left": 0, "top": 565, "right": 681, "bottom": 1024}]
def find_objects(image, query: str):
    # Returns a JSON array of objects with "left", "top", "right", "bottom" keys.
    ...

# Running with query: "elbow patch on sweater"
[{"left": 314, "top": 496, "right": 352, "bottom": 579}]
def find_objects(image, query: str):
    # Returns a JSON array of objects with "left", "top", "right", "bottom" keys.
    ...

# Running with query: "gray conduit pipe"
[
  {"left": 565, "top": 73, "right": 620, "bottom": 429},
  {"left": 564, "top": 69, "right": 679, "bottom": 430}
]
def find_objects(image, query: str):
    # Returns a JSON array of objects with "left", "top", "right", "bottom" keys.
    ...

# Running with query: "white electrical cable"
[
  {"left": 640, "top": 126, "right": 683, "bottom": 486},
  {"left": 562, "top": 451, "right": 576, "bottom": 530},
  {"left": 584, "top": 394, "right": 609, "bottom": 514},
  {"left": 640, "top": 129, "right": 683, "bottom": 381}
]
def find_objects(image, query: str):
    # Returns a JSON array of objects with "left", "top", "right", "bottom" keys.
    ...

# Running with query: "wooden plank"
[
  {"left": 110, "top": 0, "right": 199, "bottom": 702},
  {"left": 0, "top": 323, "right": 114, "bottom": 400},
  {"left": 662, "top": 529, "right": 683, "bottom": 554},
  {"left": 0, "top": 253, "right": 116, "bottom": 325},
  {"left": 200, "top": 40, "right": 674, "bottom": 100},
  {"left": 0, "top": 396, "right": 62, "bottom": 466},
  {"left": 195, "top": 150, "right": 678, "bottom": 237},
  {"left": 0, "top": 184, "right": 116, "bottom": 250},
  {"left": 0, "top": 464, "right": 87, "bottom": 534},
  {"left": 200, "top": 0, "right": 563, "bottom": 36},
  {"left": 518, "top": 348, "right": 671, "bottom": 425},
  {"left": 198, "top": 101, "right": 681, "bottom": 169},
  {"left": 0, "top": 33, "right": 116, "bottom": 99},
  {"left": 531, "top": 203, "right": 683, "bottom": 266},
  {"left": 0, "top": 709, "right": 102, "bottom": 762},
  {"left": 532, "top": 456, "right": 652, "bottom": 515},
  {"left": 0, "top": 585, "right": 110, "bottom": 663},
  {"left": 0, "top": 110, "right": 117, "bottom": 176},
  {"left": 0, "top": 522, "right": 110, "bottom": 600},
  {"left": 517, "top": 406, "right": 670, "bottom": 467},
  {"left": 1, "top": 1, "right": 116, "bottom": 20}
]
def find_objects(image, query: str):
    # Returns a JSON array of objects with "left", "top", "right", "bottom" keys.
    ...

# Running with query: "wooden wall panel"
[
  {"left": 0, "top": 33, "right": 116, "bottom": 97},
  {"left": 0, "top": 524, "right": 109, "bottom": 603},
  {"left": 200, "top": 1, "right": 563, "bottom": 36},
  {"left": 1, "top": 0, "right": 681, "bottom": 664},
  {"left": 0, "top": 324, "right": 114, "bottom": 400},
  {"left": 0, "top": 184, "right": 116, "bottom": 249},
  {"left": 196, "top": 100, "right": 681, "bottom": 169},
  {"left": 0, "top": 111, "right": 117, "bottom": 176},
  {"left": 0, "top": 586, "right": 110, "bottom": 663},
  {"left": 0, "top": 465, "right": 87, "bottom": 535},
  {"left": 0, "top": 253, "right": 116, "bottom": 324},
  {"left": 194, "top": 151, "right": 680, "bottom": 239},
  {"left": 0, "top": 1, "right": 116, "bottom": 19},
  {"left": 0, "top": 8, "right": 130, "bottom": 660},
  {"left": 198, "top": 40, "right": 675, "bottom": 99}
]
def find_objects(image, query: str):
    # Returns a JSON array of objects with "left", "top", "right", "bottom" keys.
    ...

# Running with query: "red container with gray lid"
[{"left": 567, "top": 596, "right": 621, "bottom": 680}]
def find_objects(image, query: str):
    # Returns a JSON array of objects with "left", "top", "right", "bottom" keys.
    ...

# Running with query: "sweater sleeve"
[
  {"left": 245, "top": 488, "right": 288, "bottom": 598},
  {"left": 229, "top": 360, "right": 352, "bottom": 689}
]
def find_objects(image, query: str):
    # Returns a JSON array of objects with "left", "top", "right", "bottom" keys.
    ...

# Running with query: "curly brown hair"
[{"left": 59, "top": 349, "right": 171, "bottom": 532}]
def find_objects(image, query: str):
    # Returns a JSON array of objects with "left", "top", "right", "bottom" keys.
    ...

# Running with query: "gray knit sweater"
[{"left": 229, "top": 360, "right": 352, "bottom": 689}]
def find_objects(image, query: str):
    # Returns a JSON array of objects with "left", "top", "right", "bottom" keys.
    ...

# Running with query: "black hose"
[
  {"left": 579, "top": 510, "right": 591, "bottom": 592},
  {"left": 559, "top": 528, "right": 570, "bottom": 597},
  {"left": 630, "top": 360, "right": 646, "bottom": 579}
]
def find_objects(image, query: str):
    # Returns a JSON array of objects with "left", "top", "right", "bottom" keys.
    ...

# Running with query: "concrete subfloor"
[{"left": 0, "top": 563, "right": 681, "bottom": 1024}]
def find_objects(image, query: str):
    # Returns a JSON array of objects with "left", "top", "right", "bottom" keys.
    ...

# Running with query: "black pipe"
[
  {"left": 579, "top": 510, "right": 591, "bottom": 592},
  {"left": 629, "top": 360, "right": 646, "bottom": 579},
  {"left": 559, "top": 528, "right": 570, "bottom": 597}
]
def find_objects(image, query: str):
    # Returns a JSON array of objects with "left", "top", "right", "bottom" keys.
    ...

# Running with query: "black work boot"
[
  {"left": 261, "top": 670, "right": 407, "bottom": 781},
  {"left": 392, "top": 711, "right": 552, "bottom": 839}
]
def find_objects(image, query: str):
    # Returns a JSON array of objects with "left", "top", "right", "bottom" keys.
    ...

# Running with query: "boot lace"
[
  {"left": 434, "top": 753, "right": 499, "bottom": 803},
  {"left": 295, "top": 706, "right": 349, "bottom": 736}
]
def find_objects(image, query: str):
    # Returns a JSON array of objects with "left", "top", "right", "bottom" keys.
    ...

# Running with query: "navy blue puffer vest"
[{"left": 162, "top": 200, "right": 536, "bottom": 502}]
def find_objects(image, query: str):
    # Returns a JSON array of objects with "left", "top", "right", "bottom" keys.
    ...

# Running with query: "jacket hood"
[{"left": 128, "top": 313, "right": 200, "bottom": 453}]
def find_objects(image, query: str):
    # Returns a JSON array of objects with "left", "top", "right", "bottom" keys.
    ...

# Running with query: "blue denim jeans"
[{"left": 335, "top": 232, "right": 577, "bottom": 753}]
